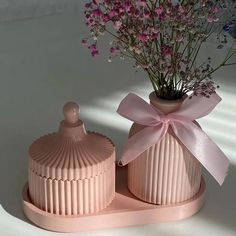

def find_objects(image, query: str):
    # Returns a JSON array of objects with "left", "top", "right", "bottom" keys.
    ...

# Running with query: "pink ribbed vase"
[{"left": 127, "top": 92, "right": 202, "bottom": 205}]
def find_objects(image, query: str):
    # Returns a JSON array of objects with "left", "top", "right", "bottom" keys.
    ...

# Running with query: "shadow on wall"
[{"left": 0, "top": 134, "right": 30, "bottom": 222}]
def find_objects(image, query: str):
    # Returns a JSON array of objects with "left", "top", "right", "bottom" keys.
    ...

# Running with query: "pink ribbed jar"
[
  {"left": 28, "top": 102, "right": 115, "bottom": 216},
  {"left": 127, "top": 92, "right": 202, "bottom": 205}
]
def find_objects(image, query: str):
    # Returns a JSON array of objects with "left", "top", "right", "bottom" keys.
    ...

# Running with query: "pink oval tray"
[{"left": 22, "top": 165, "right": 206, "bottom": 233}]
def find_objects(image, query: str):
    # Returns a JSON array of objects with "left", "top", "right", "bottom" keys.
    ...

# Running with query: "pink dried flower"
[
  {"left": 81, "top": 39, "right": 88, "bottom": 46},
  {"left": 85, "top": 3, "right": 92, "bottom": 9},
  {"left": 114, "top": 20, "right": 122, "bottom": 30},
  {"left": 155, "top": 7, "right": 164, "bottom": 15},
  {"left": 92, "top": 8, "right": 102, "bottom": 17},
  {"left": 83, "top": 0, "right": 236, "bottom": 99},
  {"left": 162, "top": 45, "right": 173, "bottom": 57},
  {"left": 91, "top": 49, "right": 99, "bottom": 57},
  {"left": 93, "top": 0, "right": 101, "bottom": 5},
  {"left": 138, "top": 33, "right": 149, "bottom": 42},
  {"left": 212, "top": 6, "right": 220, "bottom": 13},
  {"left": 178, "top": 6, "right": 185, "bottom": 14},
  {"left": 207, "top": 16, "right": 219, "bottom": 23},
  {"left": 143, "top": 10, "right": 151, "bottom": 18},
  {"left": 176, "top": 35, "right": 184, "bottom": 42},
  {"left": 110, "top": 47, "right": 119, "bottom": 54},
  {"left": 89, "top": 43, "right": 99, "bottom": 57},
  {"left": 124, "top": 3, "right": 132, "bottom": 12},
  {"left": 109, "top": 9, "right": 118, "bottom": 18},
  {"left": 102, "top": 14, "right": 110, "bottom": 22},
  {"left": 137, "top": 0, "right": 147, "bottom": 7}
]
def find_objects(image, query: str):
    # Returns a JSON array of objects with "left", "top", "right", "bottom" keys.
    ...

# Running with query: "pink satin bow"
[{"left": 117, "top": 93, "right": 229, "bottom": 185}]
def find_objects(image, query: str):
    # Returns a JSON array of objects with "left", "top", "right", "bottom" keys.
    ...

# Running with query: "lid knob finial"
[{"left": 63, "top": 102, "right": 80, "bottom": 124}]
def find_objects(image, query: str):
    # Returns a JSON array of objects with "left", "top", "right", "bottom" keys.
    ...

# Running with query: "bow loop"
[
  {"left": 117, "top": 93, "right": 162, "bottom": 126},
  {"left": 172, "top": 93, "right": 222, "bottom": 120}
]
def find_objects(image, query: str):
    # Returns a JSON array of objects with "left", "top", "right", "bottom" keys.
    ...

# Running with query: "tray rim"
[{"left": 22, "top": 167, "right": 206, "bottom": 233}]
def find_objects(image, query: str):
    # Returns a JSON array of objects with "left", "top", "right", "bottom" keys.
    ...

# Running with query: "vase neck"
[{"left": 149, "top": 92, "right": 186, "bottom": 115}]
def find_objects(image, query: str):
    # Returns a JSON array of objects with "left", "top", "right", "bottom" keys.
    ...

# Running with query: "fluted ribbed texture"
[
  {"left": 128, "top": 130, "right": 202, "bottom": 205},
  {"left": 29, "top": 163, "right": 115, "bottom": 215},
  {"left": 28, "top": 130, "right": 115, "bottom": 216},
  {"left": 29, "top": 132, "right": 114, "bottom": 181}
]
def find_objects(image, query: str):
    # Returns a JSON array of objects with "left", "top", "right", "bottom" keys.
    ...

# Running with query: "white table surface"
[{"left": 0, "top": 13, "right": 235, "bottom": 236}]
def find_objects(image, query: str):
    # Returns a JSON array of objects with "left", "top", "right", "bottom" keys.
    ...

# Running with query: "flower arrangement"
[{"left": 83, "top": 0, "right": 236, "bottom": 100}]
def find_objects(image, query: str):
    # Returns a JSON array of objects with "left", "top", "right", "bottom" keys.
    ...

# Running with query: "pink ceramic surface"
[
  {"left": 28, "top": 164, "right": 115, "bottom": 215},
  {"left": 22, "top": 165, "right": 206, "bottom": 232},
  {"left": 27, "top": 102, "right": 115, "bottom": 216},
  {"left": 127, "top": 92, "right": 202, "bottom": 205}
]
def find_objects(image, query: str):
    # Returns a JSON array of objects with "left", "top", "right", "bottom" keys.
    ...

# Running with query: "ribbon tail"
[
  {"left": 120, "top": 124, "right": 167, "bottom": 166},
  {"left": 171, "top": 121, "right": 230, "bottom": 185}
]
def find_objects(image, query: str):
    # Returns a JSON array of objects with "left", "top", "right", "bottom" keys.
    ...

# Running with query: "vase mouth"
[
  {"left": 149, "top": 91, "right": 187, "bottom": 103},
  {"left": 149, "top": 91, "right": 187, "bottom": 114}
]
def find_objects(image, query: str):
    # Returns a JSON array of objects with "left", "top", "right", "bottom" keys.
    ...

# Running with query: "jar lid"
[{"left": 29, "top": 102, "right": 115, "bottom": 181}]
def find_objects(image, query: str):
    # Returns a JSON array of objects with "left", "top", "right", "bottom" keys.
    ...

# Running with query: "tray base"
[{"left": 22, "top": 166, "right": 206, "bottom": 232}]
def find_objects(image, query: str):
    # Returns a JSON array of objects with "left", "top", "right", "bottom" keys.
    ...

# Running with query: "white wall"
[{"left": 0, "top": 0, "right": 81, "bottom": 22}]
